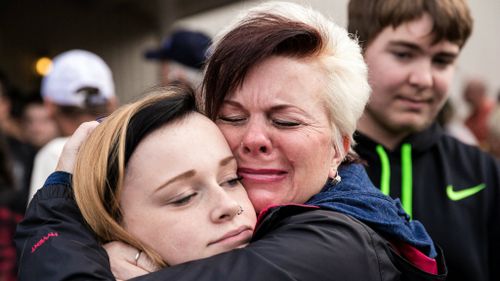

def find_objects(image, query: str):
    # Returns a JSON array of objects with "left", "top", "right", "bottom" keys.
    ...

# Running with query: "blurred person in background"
[
  {"left": 463, "top": 78, "right": 495, "bottom": 147},
  {"left": 28, "top": 49, "right": 117, "bottom": 202},
  {"left": 486, "top": 91, "right": 500, "bottom": 158},
  {"left": 0, "top": 73, "right": 36, "bottom": 213},
  {"left": 0, "top": 73, "right": 24, "bottom": 143},
  {"left": 436, "top": 100, "right": 478, "bottom": 146},
  {"left": 0, "top": 76, "right": 36, "bottom": 281},
  {"left": 0, "top": 133, "right": 22, "bottom": 281},
  {"left": 144, "top": 29, "right": 211, "bottom": 89},
  {"left": 21, "top": 93, "right": 60, "bottom": 150},
  {"left": 348, "top": 0, "right": 500, "bottom": 280}
]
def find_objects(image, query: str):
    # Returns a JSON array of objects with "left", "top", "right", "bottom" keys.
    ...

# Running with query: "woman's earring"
[
  {"left": 331, "top": 172, "right": 342, "bottom": 185},
  {"left": 237, "top": 205, "right": 244, "bottom": 215}
]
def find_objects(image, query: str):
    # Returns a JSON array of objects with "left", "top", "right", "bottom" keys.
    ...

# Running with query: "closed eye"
[
  {"left": 170, "top": 193, "right": 197, "bottom": 206},
  {"left": 272, "top": 119, "right": 301, "bottom": 128},
  {"left": 218, "top": 115, "right": 246, "bottom": 123},
  {"left": 221, "top": 176, "right": 243, "bottom": 188}
]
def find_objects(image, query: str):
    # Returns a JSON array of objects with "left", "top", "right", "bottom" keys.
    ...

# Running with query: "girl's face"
[{"left": 120, "top": 113, "right": 256, "bottom": 265}]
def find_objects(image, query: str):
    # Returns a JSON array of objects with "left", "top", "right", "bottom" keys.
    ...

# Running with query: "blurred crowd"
[{"left": 438, "top": 78, "right": 500, "bottom": 158}]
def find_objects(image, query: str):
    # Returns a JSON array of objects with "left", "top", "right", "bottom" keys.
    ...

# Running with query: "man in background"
[
  {"left": 463, "top": 78, "right": 495, "bottom": 147},
  {"left": 0, "top": 74, "right": 36, "bottom": 212},
  {"left": 28, "top": 49, "right": 117, "bottom": 201},
  {"left": 348, "top": 0, "right": 499, "bottom": 280},
  {"left": 144, "top": 29, "right": 211, "bottom": 89},
  {"left": 21, "top": 94, "right": 60, "bottom": 150},
  {"left": 0, "top": 74, "right": 35, "bottom": 281}
]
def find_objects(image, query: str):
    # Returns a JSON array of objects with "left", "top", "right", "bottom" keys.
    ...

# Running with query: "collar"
[{"left": 355, "top": 123, "right": 444, "bottom": 154}]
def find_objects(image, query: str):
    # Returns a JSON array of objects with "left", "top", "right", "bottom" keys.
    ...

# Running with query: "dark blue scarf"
[{"left": 306, "top": 163, "right": 437, "bottom": 258}]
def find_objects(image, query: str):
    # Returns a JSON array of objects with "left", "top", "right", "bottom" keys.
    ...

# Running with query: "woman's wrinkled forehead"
[{"left": 202, "top": 14, "right": 324, "bottom": 120}]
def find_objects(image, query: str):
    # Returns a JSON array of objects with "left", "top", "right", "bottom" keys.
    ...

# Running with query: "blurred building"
[{"left": 0, "top": 0, "right": 239, "bottom": 103}]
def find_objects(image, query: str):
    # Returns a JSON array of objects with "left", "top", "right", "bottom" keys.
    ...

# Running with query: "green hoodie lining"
[{"left": 376, "top": 144, "right": 413, "bottom": 219}]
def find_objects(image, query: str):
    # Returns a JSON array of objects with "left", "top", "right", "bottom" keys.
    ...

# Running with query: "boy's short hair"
[{"left": 348, "top": 0, "right": 473, "bottom": 49}]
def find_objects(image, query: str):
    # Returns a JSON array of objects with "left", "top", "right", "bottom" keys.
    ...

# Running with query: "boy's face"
[{"left": 360, "top": 13, "right": 460, "bottom": 141}]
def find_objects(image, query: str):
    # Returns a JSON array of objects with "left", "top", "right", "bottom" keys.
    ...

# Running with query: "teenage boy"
[{"left": 348, "top": 1, "right": 499, "bottom": 281}]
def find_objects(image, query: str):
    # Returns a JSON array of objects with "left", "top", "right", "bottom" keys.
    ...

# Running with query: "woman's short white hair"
[{"left": 210, "top": 1, "right": 370, "bottom": 157}]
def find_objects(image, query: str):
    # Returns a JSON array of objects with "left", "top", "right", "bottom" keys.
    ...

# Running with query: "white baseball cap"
[{"left": 41, "top": 49, "right": 115, "bottom": 107}]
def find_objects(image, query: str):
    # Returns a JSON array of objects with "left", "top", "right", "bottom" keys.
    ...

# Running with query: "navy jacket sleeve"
[{"left": 14, "top": 176, "right": 114, "bottom": 281}]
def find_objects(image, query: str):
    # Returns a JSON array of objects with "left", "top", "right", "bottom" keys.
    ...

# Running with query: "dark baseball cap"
[{"left": 144, "top": 30, "right": 211, "bottom": 70}]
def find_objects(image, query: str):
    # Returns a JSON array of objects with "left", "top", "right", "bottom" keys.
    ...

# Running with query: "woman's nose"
[{"left": 240, "top": 119, "right": 272, "bottom": 156}]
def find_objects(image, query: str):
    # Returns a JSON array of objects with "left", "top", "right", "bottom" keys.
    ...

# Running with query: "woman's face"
[
  {"left": 216, "top": 56, "right": 343, "bottom": 212},
  {"left": 120, "top": 113, "right": 256, "bottom": 265}
]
